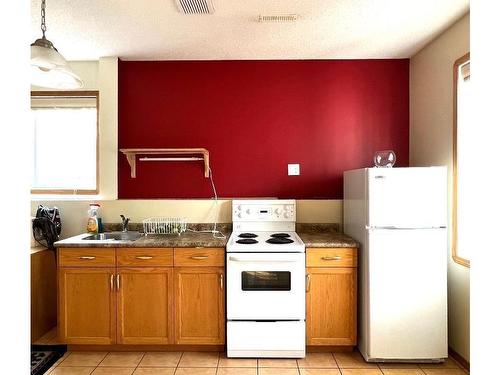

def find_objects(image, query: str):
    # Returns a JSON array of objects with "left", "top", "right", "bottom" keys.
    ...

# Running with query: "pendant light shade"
[
  {"left": 31, "top": 40, "right": 83, "bottom": 89},
  {"left": 31, "top": 0, "right": 83, "bottom": 89}
]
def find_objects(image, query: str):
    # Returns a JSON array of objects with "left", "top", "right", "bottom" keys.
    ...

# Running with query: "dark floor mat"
[{"left": 31, "top": 345, "right": 66, "bottom": 375}]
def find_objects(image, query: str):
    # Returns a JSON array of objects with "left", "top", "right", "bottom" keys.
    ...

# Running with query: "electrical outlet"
[{"left": 288, "top": 164, "right": 300, "bottom": 176}]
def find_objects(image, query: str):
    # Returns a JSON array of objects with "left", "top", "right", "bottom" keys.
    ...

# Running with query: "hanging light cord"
[
  {"left": 208, "top": 167, "right": 226, "bottom": 239},
  {"left": 40, "top": 0, "right": 47, "bottom": 38},
  {"left": 187, "top": 166, "right": 226, "bottom": 239}
]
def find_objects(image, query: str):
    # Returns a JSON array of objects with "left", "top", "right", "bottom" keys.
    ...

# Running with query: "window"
[
  {"left": 31, "top": 91, "right": 99, "bottom": 195},
  {"left": 453, "top": 53, "right": 470, "bottom": 267}
]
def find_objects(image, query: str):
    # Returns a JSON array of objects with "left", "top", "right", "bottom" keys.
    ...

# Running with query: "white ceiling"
[{"left": 30, "top": 0, "right": 469, "bottom": 61}]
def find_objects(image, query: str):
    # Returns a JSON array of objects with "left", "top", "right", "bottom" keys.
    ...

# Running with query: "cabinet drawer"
[
  {"left": 117, "top": 248, "right": 173, "bottom": 267},
  {"left": 306, "top": 248, "right": 357, "bottom": 268},
  {"left": 174, "top": 248, "right": 224, "bottom": 267},
  {"left": 58, "top": 248, "right": 116, "bottom": 267}
]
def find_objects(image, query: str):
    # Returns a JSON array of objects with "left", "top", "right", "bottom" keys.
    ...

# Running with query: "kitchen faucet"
[{"left": 120, "top": 215, "right": 130, "bottom": 232}]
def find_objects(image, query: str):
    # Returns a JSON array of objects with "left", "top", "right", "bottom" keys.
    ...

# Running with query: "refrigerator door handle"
[{"left": 366, "top": 225, "right": 447, "bottom": 230}]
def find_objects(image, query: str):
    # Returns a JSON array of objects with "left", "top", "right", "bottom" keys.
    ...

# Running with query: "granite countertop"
[
  {"left": 53, "top": 223, "right": 357, "bottom": 249},
  {"left": 55, "top": 223, "right": 230, "bottom": 248},
  {"left": 55, "top": 230, "right": 229, "bottom": 249},
  {"left": 296, "top": 224, "right": 359, "bottom": 248}
]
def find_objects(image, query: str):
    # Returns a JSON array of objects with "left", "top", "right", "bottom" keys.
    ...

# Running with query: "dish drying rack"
[{"left": 142, "top": 217, "right": 187, "bottom": 236}]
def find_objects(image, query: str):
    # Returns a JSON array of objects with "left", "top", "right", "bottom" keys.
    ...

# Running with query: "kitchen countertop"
[
  {"left": 54, "top": 230, "right": 229, "bottom": 248},
  {"left": 53, "top": 223, "right": 357, "bottom": 249},
  {"left": 297, "top": 224, "right": 359, "bottom": 248}
]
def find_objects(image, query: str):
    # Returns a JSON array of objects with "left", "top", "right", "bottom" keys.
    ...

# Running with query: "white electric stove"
[{"left": 226, "top": 199, "right": 306, "bottom": 358}]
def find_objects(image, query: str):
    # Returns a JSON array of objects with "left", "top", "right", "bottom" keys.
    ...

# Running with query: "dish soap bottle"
[{"left": 87, "top": 204, "right": 100, "bottom": 234}]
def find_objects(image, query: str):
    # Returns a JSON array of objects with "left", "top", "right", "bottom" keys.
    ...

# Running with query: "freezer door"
[
  {"left": 368, "top": 167, "right": 447, "bottom": 228},
  {"left": 366, "top": 228, "right": 448, "bottom": 360}
]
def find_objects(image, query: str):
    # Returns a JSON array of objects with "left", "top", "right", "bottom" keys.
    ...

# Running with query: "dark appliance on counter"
[{"left": 32, "top": 205, "right": 61, "bottom": 250}]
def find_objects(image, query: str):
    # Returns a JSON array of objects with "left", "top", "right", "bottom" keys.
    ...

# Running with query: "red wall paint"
[{"left": 118, "top": 60, "right": 409, "bottom": 199}]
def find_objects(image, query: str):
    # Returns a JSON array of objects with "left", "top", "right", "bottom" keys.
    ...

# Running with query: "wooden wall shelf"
[{"left": 120, "top": 148, "right": 210, "bottom": 178}]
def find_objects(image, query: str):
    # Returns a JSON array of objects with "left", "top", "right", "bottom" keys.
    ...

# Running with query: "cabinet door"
[
  {"left": 117, "top": 267, "right": 174, "bottom": 344},
  {"left": 58, "top": 268, "right": 116, "bottom": 344},
  {"left": 174, "top": 267, "right": 225, "bottom": 344},
  {"left": 306, "top": 267, "right": 357, "bottom": 345},
  {"left": 31, "top": 249, "right": 57, "bottom": 343}
]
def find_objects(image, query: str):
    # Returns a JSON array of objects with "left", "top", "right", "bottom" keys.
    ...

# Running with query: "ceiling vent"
[
  {"left": 175, "top": 0, "right": 215, "bottom": 14},
  {"left": 258, "top": 14, "right": 298, "bottom": 23}
]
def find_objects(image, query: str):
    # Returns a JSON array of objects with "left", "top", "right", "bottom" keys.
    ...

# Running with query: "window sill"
[{"left": 31, "top": 194, "right": 103, "bottom": 201}]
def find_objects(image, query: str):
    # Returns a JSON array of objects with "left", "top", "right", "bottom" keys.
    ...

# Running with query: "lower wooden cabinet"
[
  {"left": 58, "top": 267, "right": 116, "bottom": 345},
  {"left": 57, "top": 247, "right": 225, "bottom": 346},
  {"left": 31, "top": 249, "right": 57, "bottom": 343},
  {"left": 306, "top": 267, "right": 357, "bottom": 345},
  {"left": 117, "top": 267, "right": 174, "bottom": 344},
  {"left": 174, "top": 267, "right": 225, "bottom": 345}
]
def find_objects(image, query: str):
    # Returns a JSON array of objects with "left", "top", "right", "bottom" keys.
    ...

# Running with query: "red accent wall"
[{"left": 118, "top": 60, "right": 409, "bottom": 199}]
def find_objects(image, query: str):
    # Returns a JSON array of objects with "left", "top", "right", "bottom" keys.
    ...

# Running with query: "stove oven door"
[{"left": 226, "top": 252, "right": 305, "bottom": 320}]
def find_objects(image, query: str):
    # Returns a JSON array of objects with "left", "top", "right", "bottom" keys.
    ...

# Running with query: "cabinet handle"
[
  {"left": 110, "top": 274, "right": 114, "bottom": 291},
  {"left": 79, "top": 256, "right": 96, "bottom": 260},
  {"left": 117, "top": 274, "right": 120, "bottom": 291},
  {"left": 135, "top": 256, "right": 153, "bottom": 260},
  {"left": 190, "top": 255, "right": 209, "bottom": 260},
  {"left": 220, "top": 273, "right": 224, "bottom": 290},
  {"left": 306, "top": 274, "right": 311, "bottom": 292},
  {"left": 321, "top": 255, "right": 342, "bottom": 261}
]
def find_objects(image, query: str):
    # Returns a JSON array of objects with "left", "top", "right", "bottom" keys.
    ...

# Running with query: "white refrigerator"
[{"left": 343, "top": 167, "right": 448, "bottom": 362}]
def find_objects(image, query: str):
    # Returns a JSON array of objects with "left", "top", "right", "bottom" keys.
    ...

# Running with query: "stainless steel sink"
[{"left": 82, "top": 231, "right": 142, "bottom": 241}]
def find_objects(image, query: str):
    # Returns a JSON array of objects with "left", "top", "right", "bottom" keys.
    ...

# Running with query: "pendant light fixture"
[{"left": 31, "top": 0, "right": 83, "bottom": 89}]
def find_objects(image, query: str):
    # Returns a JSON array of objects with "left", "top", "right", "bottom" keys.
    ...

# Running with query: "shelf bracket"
[{"left": 125, "top": 153, "right": 137, "bottom": 178}]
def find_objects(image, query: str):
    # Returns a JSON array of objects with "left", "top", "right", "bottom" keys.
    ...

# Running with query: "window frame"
[
  {"left": 452, "top": 52, "right": 470, "bottom": 268},
  {"left": 30, "top": 90, "right": 100, "bottom": 195}
]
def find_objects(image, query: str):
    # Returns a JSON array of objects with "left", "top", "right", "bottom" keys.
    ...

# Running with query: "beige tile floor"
[{"left": 43, "top": 350, "right": 469, "bottom": 375}]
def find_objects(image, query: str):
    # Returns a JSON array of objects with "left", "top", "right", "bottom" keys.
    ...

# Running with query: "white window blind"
[{"left": 31, "top": 94, "right": 98, "bottom": 193}]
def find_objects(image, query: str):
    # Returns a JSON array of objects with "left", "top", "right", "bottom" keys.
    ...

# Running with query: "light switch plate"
[{"left": 288, "top": 164, "right": 300, "bottom": 176}]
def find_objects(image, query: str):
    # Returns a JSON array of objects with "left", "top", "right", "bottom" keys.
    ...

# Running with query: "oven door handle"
[{"left": 228, "top": 256, "right": 298, "bottom": 263}]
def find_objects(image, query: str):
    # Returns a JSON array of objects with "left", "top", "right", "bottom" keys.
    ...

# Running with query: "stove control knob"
[
  {"left": 246, "top": 209, "right": 251, "bottom": 215},
  {"left": 284, "top": 212, "right": 290, "bottom": 219},
  {"left": 275, "top": 208, "right": 282, "bottom": 215},
  {"left": 237, "top": 205, "right": 242, "bottom": 211},
  {"left": 237, "top": 212, "right": 242, "bottom": 218}
]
